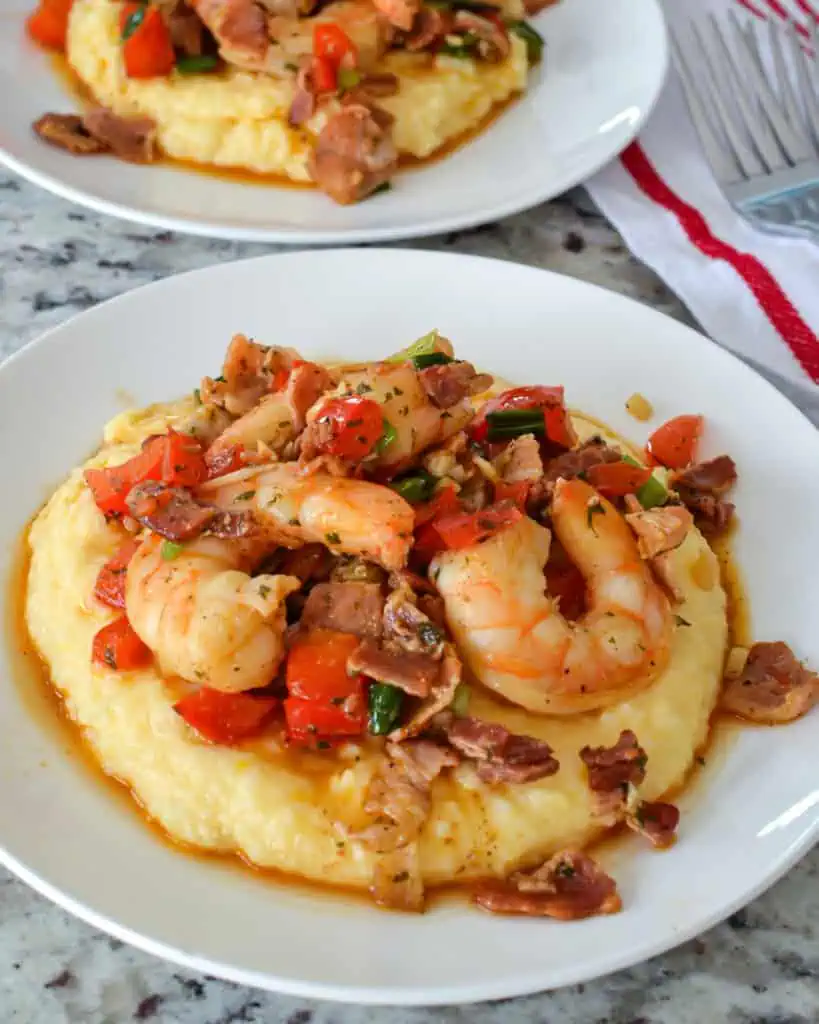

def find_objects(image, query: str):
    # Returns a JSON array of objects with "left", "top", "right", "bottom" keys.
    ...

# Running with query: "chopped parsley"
[
  {"left": 258, "top": 584, "right": 271, "bottom": 599},
  {"left": 674, "top": 615, "right": 692, "bottom": 627},
  {"left": 586, "top": 501, "right": 606, "bottom": 533},
  {"left": 325, "top": 531, "right": 341, "bottom": 545},
  {"left": 234, "top": 490, "right": 255, "bottom": 502}
]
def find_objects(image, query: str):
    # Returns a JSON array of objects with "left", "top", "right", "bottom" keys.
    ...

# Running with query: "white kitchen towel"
[{"left": 586, "top": 0, "right": 819, "bottom": 398}]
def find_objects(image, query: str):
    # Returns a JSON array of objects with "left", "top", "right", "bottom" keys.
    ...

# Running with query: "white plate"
[
  {"left": 1, "top": 249, "right": 817, "bottom": 1005},
  {"left": 0, "top": 0, "right": 667, "bottom": 243}
]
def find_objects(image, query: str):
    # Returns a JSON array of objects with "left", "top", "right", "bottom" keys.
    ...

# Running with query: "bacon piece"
[
  {"left": 721, "top": 641, "right": 819, "bottom": 724},
  {"left": 189, "top": 0, "right": 268, "bottom": 63},
  {"left": 383, "top": 588, "right": 445, "bottom": 657},
  {"left": 445, "top": 716, "right": 559, "bottom": 784},
  {"left": 33, "top": 114, "right": 108, "bottom": 155},
  {"left": 308, "top": 104, "right": 397, "bottom": 205},
  {"left": 533, "top": 439, "right": 620, "bottom": 506},
  {"left": 288, "top": 59, "right": 317, "bottom": 127},
  {"left": 626, "top": 800, "right": 679, "bottom": 849},
  {"left": 625, "top": 505, "right": 693, "bottom": 560},
  {"left": 126, "top": 482, "right": 255, "bottom": 541},
  {"left": 126, "top": 482, "right": 216, "bottom": 541},
  {"left": 406, "top": 6, "right": 452, "bottom": 49},
  {"left": 348, "top": 639, "right": 439, "bottom": 697},
  {"left": 159, "top": 0, "right": 205, "bottom": 54},
  {"left": 299, "top": 582, "right": 384, "bottom": 638},
  {"left": 579, "top": 730, "right": 647, "bottom": 792},
  {"left": 672, "top": 455, "right": 737, "bottom": 537},
  {"left": 285, "top": 360, "right": 333, "bottom": 430},
  {"left": 418, "top": 361, "right": 493, "bottom": 409},
  {"left": 474, "top": 850, "right": 622, "bottom": 920},
  {"left": 389, "top": 643, "right": 462, "bottom": 740},
  {"left": 357, "top": 739, "right": 457, "bottom": 852},
  {"left": 453, "top": 9, "right": 510, "bottom": 61},
  {"left": 82, "top": 108, "right": 157, "bottom": 163},
  {"left": 276, "top": 543, "right": 334, "bottom": 584}
]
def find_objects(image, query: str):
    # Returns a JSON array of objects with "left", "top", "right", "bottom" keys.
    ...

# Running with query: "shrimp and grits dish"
[
  {"left": 24, "top": 331, "right": 818, "bottom": 916},
  {"left": 26, "top": 0, "right": 551, "bottom": 204}
]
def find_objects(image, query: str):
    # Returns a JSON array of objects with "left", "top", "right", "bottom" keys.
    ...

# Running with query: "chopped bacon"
[
  {"left": 371, "top": 843, "right": 424, "bottom": 912},
  {"left": 288, "top": 60, "right": 317, "bottom": 126},
  {"left": 418, "top": 361, "right": 493, "bottom": 410},
  {"left": 82, "top": 108, "right": 157, "bottom": 163},
  {"left": 308, "top": 104, "right": 397, "bottom": 205},
  {"left": 276, "top": 543, "right": 334, "bottom": 584},
  {"left": 445, "top": 716, "right": 559, "bottom": 784},
  {"left": 626, "top": 800, "right": 679, "bottom": 849},
  {"left": 189, "top": 0, "right": 269, "bottom": 64},
  {"left": 299, "top": 582, "right": 384, "bottom": 638},
  {"left": 406, "top": 5, "right": 452, "bottom": 49},
  {"left": 579, "top": 730, "right": 647, "bottom": 792},
  {"left": 33, "top": 108, "right": 157, "bottom": 162},
  {"left": 474, "top": 850, "right": 622, "bottom": 920},
  {"left": 348, "top": 639, "right": 439, "bottom": 697},
  {"left": 721, "top": 641, "right": 819, "bottom": 724},
  {"left": 382, "top": 587, "right": 445, "bottom": 657},
  {"left": 672, "top": 455, "right": 737, "bottom": 537},
  {"left": 357, "top": 738, "right": 457, "bottom": 873},
  {"left": 160, "top": 0, "right": 205, "bottom": 54},
  {"left": 389, "top": 643, "right": 462, "bottom": 740},
  {"left": 126, "top": 482, "right": 217, "bottom": 541},
  {"left": 532, "top": 439, "right": 620, "bottom": 507},
  {"left": 126, "top": 481, "right": 254, "bottom": 541},
  {"left": 33, "top": 114, "right": 108, "bottom": 155},
  {"left": 625, "top": 505, "right": 693, "bottom": 560},
  {"left": 453, "top": 9, "right": 510, "bottom": 61}
]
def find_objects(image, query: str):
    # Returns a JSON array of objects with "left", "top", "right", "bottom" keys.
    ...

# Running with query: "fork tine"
[
  {"left": 687, "top": 20, "right": 766, "bottom": 178},
  {"left": 762, "top": 17, "right": 816, "bottom": 159},
  {"left": 671, "top": 33, "right": 744, "bottom": 185},
  {"left": 796, "top": 18, "right": 819, "bottom": 145},
  {"left": 711, "top": 14, "right": 789, "bottom": 170}
]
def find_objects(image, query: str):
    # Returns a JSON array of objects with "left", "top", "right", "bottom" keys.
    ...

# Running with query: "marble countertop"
[{"left": 1, "top": 175, "right": 817, "bottom": 1024}]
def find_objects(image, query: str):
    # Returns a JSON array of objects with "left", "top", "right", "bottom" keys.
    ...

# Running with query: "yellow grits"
[
  {"left": 65, "top": 0, "right": 529, "bottom": 181},
  {"left": 24, "top": 401, "right": 727, "bottom": 889}
]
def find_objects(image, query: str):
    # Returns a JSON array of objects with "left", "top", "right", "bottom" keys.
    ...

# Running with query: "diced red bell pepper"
[
  {"left": 91, "top": 616, "right": 152, "bottom": 671},
  {"left": 494, "top": 479, "right": 531, "bottom": 509},
  {"left": 312, "top": 54, "right": 337, "bottom": 93},
  {"left": 27, "top": 0, "right": 74, "bottom": 50},
  {"left": 84, "top": 430, "right": 206, "bottom": 517},
  {"left": 313, "top": 22, "right": 357, "bottom": 66},
  {"left": 174, "top": 688, "right": 279, "bottom": 745},
  {"left": 434, "top": 500, "right": 522, "bottom": 550},
  {"left": 414, "top": 483, "right": 461, "bottom": 526},
  {"left": 284, "top": 697, "right": 367, "bottom": 742},
  {"left": 121, "top": 3, "right": 175, "bottom": 79},
  {"left": 311, "top": 396, "right": 384, "bottom": 460},
  {"left": 93, "top": 538, "right": 142, "bottom": 609},
  {"left": 586, "top": 461, "right": 652, "bottom": 498},
  {"left": 646, "top": 415, "right": 704, "bottom": 470},
  {"left": 286, "top": 630, "right": 362, "bottom": 703}
]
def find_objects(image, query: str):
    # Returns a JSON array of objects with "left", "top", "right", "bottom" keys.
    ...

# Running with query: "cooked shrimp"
[
  {"left": 126, "top": 535, "right": 299, "bottom": 693},
  {"left": 432, "top": 479, "right": 672, "bottom": 715},
  {"left": 307, "top": 362, "right": 472, "bottom": 472},
  {"left": 199, "top": 462, "right": 415, "bottom": 570}
]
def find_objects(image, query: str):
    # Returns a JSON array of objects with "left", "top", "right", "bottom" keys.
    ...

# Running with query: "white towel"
[{"left": 586, "top": 0, "right": 819, "bottom": 402}]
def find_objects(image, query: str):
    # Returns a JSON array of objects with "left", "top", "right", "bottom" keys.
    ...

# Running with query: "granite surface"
[{"left": 1, "top": 173, "right": 817, "bottom": 1024}]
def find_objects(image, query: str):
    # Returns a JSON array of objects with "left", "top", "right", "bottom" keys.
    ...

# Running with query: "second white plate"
[{"left": 0, "top": 0, "right": 667, "bottom": 242}]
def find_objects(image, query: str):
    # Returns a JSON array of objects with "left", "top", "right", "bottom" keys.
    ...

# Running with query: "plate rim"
[
  {"left": 2, "top": 246, "right": 818, "bottom": 1006},
  {"left": 0, "top": 0, "right": 668, "bottom": 244}
]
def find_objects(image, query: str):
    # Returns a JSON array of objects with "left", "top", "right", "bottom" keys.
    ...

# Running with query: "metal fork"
[{"left": 671, "top": 11, "right": 819, "bottom": 242}]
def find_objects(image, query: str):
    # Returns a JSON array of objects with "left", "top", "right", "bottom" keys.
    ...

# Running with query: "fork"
[{"left": 671, "top": 10, "right": 819, "bottom": 243}]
